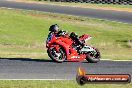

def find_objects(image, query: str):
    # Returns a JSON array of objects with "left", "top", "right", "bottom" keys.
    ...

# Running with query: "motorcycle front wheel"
[
  {"left": 47, "top": 46, "right": 66, "bottom": 63},
  {"left": 86, "top": 48, "right": 100, "bottom": 63}
]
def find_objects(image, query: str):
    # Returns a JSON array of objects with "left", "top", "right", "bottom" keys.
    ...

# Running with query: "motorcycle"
[{"left": 46, "top": 31, "right": 101, "bottom": 63}]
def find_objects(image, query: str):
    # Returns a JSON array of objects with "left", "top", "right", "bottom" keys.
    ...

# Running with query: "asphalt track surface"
[
  {"left": 0, "top": 58, "right": 132, "bottom": 79},
  {"left": 0, "top": 0, "right": 132, "bottom": 23}
]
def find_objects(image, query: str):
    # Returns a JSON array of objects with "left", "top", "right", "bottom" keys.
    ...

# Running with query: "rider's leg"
[{"left": 70, "top": 32, "right": 85, "bottom": 48}]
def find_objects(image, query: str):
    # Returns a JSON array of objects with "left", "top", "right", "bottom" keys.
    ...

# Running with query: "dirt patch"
[
  {"left": 0, "top": 43, "right": 43, "bottom": 49},
  {"left": 27, "top": 12, "right": 86, "bottom": 22}
]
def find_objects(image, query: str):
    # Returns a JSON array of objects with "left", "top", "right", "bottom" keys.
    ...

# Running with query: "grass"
[
  {"left": 0, "top": 80, "right": 131, "bottom": 88},
  {"left": 0, "top": 8, "right": 132, "bottom": 60},
  {"left": 19, "top": 0, "right": 132, "bottom": 12}
]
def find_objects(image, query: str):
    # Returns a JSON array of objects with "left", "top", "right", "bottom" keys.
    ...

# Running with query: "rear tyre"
[
  {"left": 86, "top": 48, "right": 100, "bottom": 63},
  {"left": 47, "top": 46, "right": 66, "bottom": 63}
]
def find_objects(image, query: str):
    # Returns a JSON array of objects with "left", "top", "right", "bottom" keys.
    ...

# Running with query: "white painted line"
[
  {"left": 0, "top": 52, "right": 47, "bottom": 55},
  {"left": 0, "top": 79, "right": 71, "bottom": 80},
  {"left": 110, "top": 60, "right": 132, "bottom": 61},
  {"left": 101, "top": 59, "right": 112, "bottom": 60},
  {"left": 83, "top": 59, "right": 132, "bottom": 61},
  {"left": 101, "top": 59, "right": 132, "bottom": 61}
]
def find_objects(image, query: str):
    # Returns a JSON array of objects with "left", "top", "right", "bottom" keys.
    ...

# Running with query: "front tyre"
[
  {"left": 86, "top": 48, "right": 100, "bottom": 63},
  {"left": 47, "top": 46, "right": 66, "bottom": 63}
]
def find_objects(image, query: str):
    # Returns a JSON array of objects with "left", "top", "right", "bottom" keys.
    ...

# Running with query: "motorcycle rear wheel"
[
  {"left": 86, "top": 48, "right": 100, "bottom": 63},
  {"left": 47, "top": 46, "right": 66, "bottom": 63}
]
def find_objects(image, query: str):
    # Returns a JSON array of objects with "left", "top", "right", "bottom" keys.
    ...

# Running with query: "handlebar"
[{"left": 57, "top": 30, "right": 68, "bottom": 36}]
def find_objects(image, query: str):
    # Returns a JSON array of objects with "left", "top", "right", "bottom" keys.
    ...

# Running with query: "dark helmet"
[{"left": 49, "top": 24, "right": 59, "bottom": 32}]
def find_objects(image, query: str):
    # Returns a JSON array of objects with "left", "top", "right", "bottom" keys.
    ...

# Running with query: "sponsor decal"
[{"left": 71, "top": 56, "right": 80, "bottom": 58}]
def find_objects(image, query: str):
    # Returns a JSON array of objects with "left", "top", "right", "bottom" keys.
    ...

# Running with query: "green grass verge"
[
  {"left": 0, "top": 8, "right": 132, "bottom": 60},
  {"left": 0, "top": 80, "right": 131, "bottom": 88}
]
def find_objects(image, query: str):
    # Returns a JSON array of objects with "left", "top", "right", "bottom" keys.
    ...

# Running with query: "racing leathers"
[{"left": 46, "top": 31, "right": 84, "bottom": 48}]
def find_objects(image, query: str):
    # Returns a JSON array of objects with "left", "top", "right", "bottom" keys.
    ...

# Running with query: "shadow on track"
[
  {"left": 0, "top": 58, "right": 91, "bottom": 63},
  {"left": 0, "top": 58, "right": 54, "bottom": 62}
]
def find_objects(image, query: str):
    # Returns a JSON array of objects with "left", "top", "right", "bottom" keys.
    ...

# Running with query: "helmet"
[{"left": 49, "top": 24, "right": 59, "bottom": 32}]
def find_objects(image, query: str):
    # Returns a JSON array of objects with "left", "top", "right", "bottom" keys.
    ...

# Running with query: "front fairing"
[{"left": 46, "top": 37, "right": 61, "bottom": 48}]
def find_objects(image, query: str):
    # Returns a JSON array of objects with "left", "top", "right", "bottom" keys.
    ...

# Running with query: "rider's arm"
[
  {"left": 46, "top": 32, "right": 54, "bottom": 42},
  {"left": 56, "top": 30, "right": 68, "bottom": 37}
]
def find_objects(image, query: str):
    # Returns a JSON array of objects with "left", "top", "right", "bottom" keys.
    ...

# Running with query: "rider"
[
  {"left": 46, "top": 24, "right": 85, "bottom": 49},
  {"left": 46, "top": 24, "right": 59, "bottom": 43}
]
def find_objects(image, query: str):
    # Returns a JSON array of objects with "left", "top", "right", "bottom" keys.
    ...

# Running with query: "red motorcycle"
[{"left": 46, "top": 31, "right": 101, "bottom": 63}]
